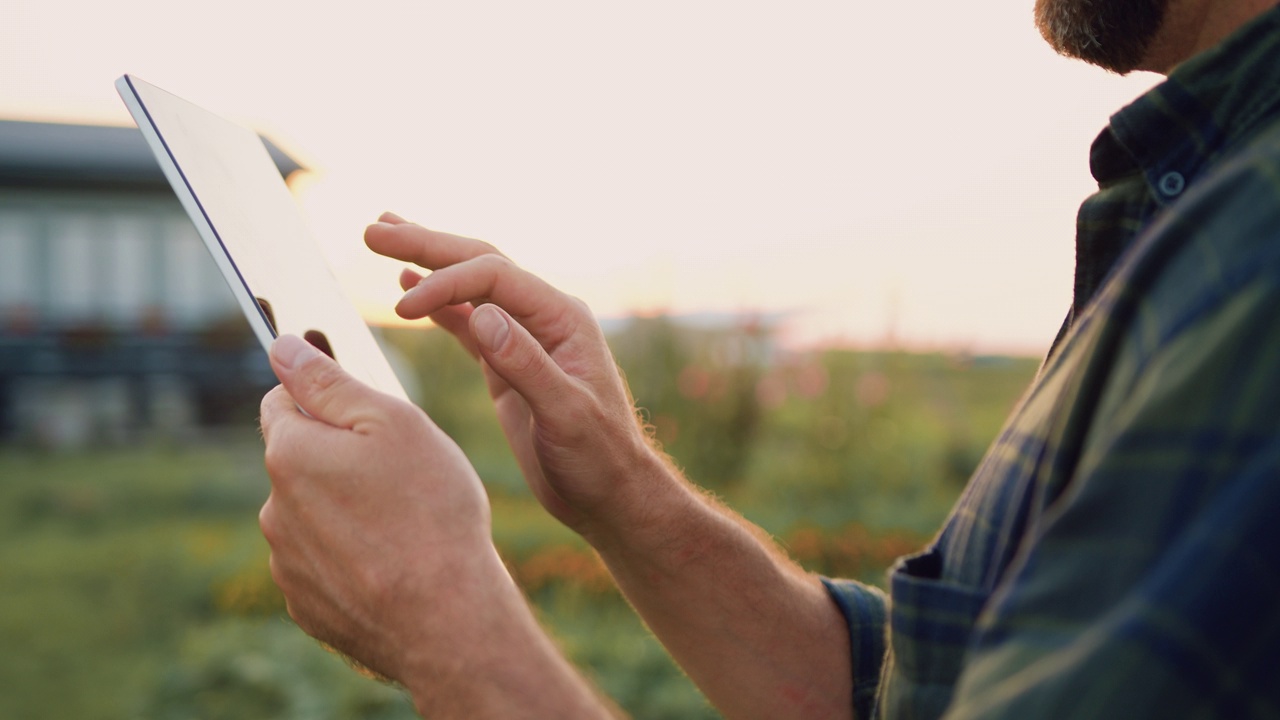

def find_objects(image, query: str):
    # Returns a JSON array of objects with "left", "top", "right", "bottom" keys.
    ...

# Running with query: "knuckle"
[
  {"left": 506, "top": 338, "right": 546, "bottom": 378},
  {"left": 283, "top": 600, "right": 308, "bottom": 632},
  {"left": 258, "top": 498, "right": 278, "bottom": 544},
  {"left": 474, "top": 253, "right": 509, "bottom": 276},
  {"left": 380, "top": 398, "right": 424, "bottom": 432},
  {"left": 262, "top": 441, "right": 289, "bottom": 482},
  {"left": 560, "top": 387, "right": 605, "bottom": 434},
  {"left": 550, "top": 295, "right": 597, "bottom": 341},
  {"left": 566, "top": 294, "right": 591, "bottom": 316},
  {"left": 258, "top": 386, "right": 284, "bottom": 429}
]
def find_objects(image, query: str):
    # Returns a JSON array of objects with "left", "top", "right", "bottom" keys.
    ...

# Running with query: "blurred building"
[{"left": 0, "top": 119, "right": 304, "bottom": 447}]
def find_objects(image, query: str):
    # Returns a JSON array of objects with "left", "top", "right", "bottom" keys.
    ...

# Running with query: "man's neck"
[{"left": 1142, "top": 0, "right": 1277, "bottom": 74}]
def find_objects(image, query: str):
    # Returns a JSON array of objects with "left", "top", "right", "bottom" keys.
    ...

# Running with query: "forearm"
[
  {"left": 583, "top": 452, "right": 854, "bottom": 720},
  {"left": 400, "top": 546, "right": 620, "bottom": 720},
  {"left": 362, "top": 219, "right": 852, "bottom": 715}
]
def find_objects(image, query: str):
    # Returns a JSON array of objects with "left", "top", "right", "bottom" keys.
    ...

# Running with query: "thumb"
[
  {"left": 269, "top": 334, "right": 378, "bottom": 428},
  {"left": 470, "top": 304, "right": 573, "bottom": 416}
]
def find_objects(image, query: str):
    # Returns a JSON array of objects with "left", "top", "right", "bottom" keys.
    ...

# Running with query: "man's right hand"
[
  {"left": 365, "top": 213, "right": 855, "bottom": 720},
  {"left": 364, "top": 212, "right": 677, "bottom": 541}
]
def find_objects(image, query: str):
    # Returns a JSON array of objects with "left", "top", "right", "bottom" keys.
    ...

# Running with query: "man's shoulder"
[
  {"left": 1214, "top": 106, "right": 1280, "bottom": 187},
  {"left": 1071, "top": 116, "right": 1280, "bottom": 411},
  {"left": 1128, "top": 118, "right": 1280, "bottom": 324}
]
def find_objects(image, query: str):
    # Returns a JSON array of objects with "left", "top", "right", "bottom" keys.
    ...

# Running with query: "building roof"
[{"left": 0, "top": 119, "right": 305, "bottom": 191}]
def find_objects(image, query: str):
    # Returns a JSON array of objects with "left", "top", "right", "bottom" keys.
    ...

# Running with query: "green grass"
[
  {"left": 0, "top": 340, "right": 1038, "bottom": 718},
  {"left": 0, "top": 439, "right": 424, "bottom": 719}
]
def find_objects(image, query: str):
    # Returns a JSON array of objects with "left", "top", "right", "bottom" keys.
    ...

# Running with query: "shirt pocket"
[{"left": 879, "top": 548, "right": 991, "bottom": 720}]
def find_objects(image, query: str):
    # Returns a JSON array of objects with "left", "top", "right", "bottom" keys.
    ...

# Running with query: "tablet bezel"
[
  {"left": 116, "top": 75, "right": 279, "bottom": 354},
  {"left": 115, "top": 74, "right": 409, "bottom": 403}
]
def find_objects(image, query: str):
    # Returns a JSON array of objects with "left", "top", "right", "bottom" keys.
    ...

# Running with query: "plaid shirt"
[{"left": 824, "top": 7, "right": 1280, "bottom": 719}]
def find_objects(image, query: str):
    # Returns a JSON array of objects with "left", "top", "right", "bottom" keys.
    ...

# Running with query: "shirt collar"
[{"left": 1092, "top": 4, "right": 1280, "bottom": 205}]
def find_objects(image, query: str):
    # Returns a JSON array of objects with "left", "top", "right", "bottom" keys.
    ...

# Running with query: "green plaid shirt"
[{"left": 824, "top": 7, "right": 1280, "bottom": 719}]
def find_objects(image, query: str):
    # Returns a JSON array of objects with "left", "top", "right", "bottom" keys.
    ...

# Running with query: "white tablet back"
[{"left": 115, "top": 75, "right": 408, "bottom": 403}]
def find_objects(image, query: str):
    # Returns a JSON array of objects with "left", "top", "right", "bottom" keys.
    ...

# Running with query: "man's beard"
[{"left": 1034, "top": 0, "right": 1169, "bottom": 74}]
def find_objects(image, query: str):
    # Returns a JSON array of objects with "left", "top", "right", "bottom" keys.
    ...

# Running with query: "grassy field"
[{"left": 0, "top": 328, "right": 1039, "bottom": 719}]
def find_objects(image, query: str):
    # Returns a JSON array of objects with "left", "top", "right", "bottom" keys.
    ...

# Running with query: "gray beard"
[{"left": 1034, "top": 0, "right": 1169, "bottom": 74}]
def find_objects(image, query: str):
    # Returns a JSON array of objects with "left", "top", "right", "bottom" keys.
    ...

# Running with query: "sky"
[{"left": 0, "top": 1, "right": 1162, "bottom": 354}]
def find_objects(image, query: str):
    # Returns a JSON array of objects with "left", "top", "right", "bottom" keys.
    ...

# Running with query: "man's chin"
[{"left": 1034, "top": 0, "right": 1166, "bottom": 75}]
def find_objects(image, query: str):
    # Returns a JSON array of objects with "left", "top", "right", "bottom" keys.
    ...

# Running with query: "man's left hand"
[{"left": 258, "top": 333, "right": 499, "bottom": 682}]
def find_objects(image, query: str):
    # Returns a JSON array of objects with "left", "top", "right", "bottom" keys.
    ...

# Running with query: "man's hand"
[
  {"left": 365, "top": 213, "right": 674, "bottom": 541},
  {"left": 365, "top": 214, "right": 855, "bottom": 719},
  {"left": 258, "top": 334, "right": 612, "bottom": 718},
  {"left": 259, "top": 333, "right": 496, "bottom": 677}
]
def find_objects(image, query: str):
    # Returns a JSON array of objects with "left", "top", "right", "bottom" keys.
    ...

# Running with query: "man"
[{"left": 257, "top": 0, "right": 1280, "bottom": 716}]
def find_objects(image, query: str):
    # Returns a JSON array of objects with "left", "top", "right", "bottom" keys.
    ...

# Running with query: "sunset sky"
[{"left": 1, "top": 1, "right": 1162, "bottom": 354}]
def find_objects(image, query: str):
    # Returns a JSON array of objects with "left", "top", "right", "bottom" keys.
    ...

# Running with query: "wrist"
[
  {"left": 394, "top": 542, "right": 519, "bottom": 670},
  {"left": 575, "top": 443, "right": 702, "bottom": 559},
  {"left": 397, "top": 545, "right": 610, "bottom": 718}
]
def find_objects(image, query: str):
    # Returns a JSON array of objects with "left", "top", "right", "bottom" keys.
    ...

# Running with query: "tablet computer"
[{"left": 115, "top": 74, "right": 409, "bottom": 402}]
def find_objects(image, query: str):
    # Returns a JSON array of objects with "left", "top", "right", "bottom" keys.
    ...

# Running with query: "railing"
[{"left": 0, "top": 330, "right": 274, "bottom": 387}]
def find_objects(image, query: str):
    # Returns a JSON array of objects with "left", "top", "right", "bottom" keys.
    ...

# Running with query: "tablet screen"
[{"left": 116, "top": 75, "right": 408, "bottom": 403}]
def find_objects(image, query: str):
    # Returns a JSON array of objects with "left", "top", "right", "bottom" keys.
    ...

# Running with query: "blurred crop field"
[{"left": 0, "top": 319, "right": 1040, "bottom": 719}]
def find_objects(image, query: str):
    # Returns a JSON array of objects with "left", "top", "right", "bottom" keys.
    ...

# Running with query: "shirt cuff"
[{"left": 821, "top": 577, "right": 889, "bottom": 719}]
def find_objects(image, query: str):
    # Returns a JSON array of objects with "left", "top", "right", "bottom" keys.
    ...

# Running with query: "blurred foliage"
[
  {"left": 0, "top": 317, "right": 1037, "bottom": 718},
  {"left": 144, "top": 620, "right": 416, "bottom": 720},
  {"left": 607, "top": 316, "right": 769, "bottom": 490}
]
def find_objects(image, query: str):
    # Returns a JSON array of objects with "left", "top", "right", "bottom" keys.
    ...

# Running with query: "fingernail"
[
  {"left": 272, "top": 334, "right": 320, "bottom": 370},
  {"left": 394, "top": 290, "right": 418, "bottom": 317},
  {"left": 370, "top": 222, "right": 395, "bottom": 231},
  {"left": 381, "top": 211, "right": 407, "bottom": 224},
  {"left": 473, "top": 305, "right": 510, "bottom": 352}
]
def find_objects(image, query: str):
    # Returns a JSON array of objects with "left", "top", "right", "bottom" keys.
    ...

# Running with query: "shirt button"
[{"left": 1159, "top": 171, "right": 1186, "bottom": 197}]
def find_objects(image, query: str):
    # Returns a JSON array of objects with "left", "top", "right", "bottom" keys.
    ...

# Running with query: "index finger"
[
  {"left": 365, "top": 221, "right": 506, "bottom": 272},
  {"left": 259, "top": 384, "right": 303, "bottom": 446},
  {"left": 393, "top": 254, "right": 579, "bottom": 337},
  {"left": 259, "top": 384, "right": 345, "bottom": 444},
  {"left": 259, "top": 383, "right": 356, "bottom": 472}
]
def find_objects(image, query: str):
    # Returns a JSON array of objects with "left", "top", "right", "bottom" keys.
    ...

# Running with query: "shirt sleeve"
[
  {"left": 942, "top": 237, "right": 1280, "bottom": 717},
  {"left": 821, "top": 577, "right": 889, "bottom": 719}
]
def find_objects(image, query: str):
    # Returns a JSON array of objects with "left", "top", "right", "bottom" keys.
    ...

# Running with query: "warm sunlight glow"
[{"left": 1, "top": 0, "right": 1162, "bottom": 354}]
